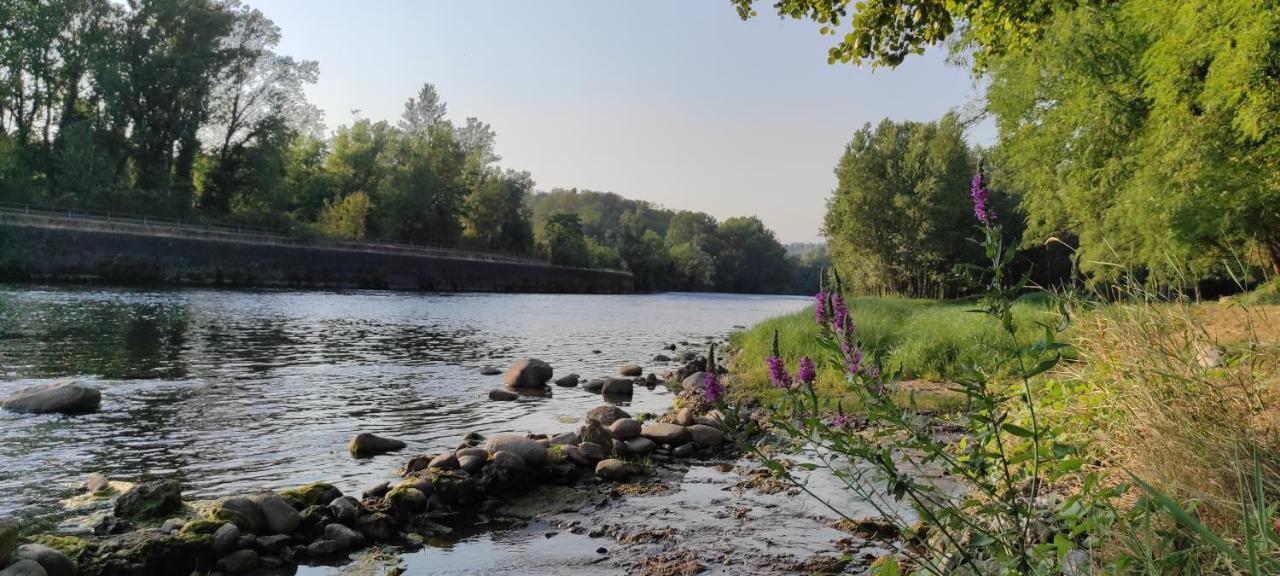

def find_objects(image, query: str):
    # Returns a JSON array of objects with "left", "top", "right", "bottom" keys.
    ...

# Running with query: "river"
[{"left": 0, "top": 287, "right": 809, "bottom": 530}]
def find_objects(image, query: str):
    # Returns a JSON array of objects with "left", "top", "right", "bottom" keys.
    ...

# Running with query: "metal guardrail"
[{"left": 0, "top": 203, "right": 632, "bottom": 274}]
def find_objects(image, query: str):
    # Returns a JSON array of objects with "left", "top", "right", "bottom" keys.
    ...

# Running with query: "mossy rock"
[
  {"left": 176, "top": 518, "right": 222, "bottom": 545},
  {"left": 280, "top": 483, "right": 343, "bottom": 508},
  {"left": 30, "top": 534, "right": 90, "bottom": 560},
  {"left": 209, "top": 508, "right": 253, "bottom": 533}
]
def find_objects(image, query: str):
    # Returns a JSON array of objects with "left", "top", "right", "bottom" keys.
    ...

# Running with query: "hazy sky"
[{"left": 249, "top": 1, "right": 992, "bottom": 243}]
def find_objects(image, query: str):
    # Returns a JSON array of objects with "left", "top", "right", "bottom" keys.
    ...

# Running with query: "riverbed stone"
[
  {"left": 1, "top": 379, "right": 100, "bottom": 415},
  {"left": 680, "top": 371, "right": 706, "bottom": 391},
  {"left": 458, "top": 454, "right": 486, "bottom": 473},
  {"left": 563, "top": 445, "right": 591, "bottom": 467},
  {"left": 13, "top": 544, "right": 75, "bottom": 576},
  {"left": 641, "top": 422, "right": 690, "bottom": 445},
  {"left": 362, "top": 482, "right": 390, "bottom": 500},
  {"left": 279, "top": 482, "right": 342, "bottom": 508},
  {"left": 255, "top": 534, "right": 292, "bottom": 554},
  {"left": 386, "top": 485, "right": 428, "bottom": 512},
  {"left": 554, "top": 373, "right": 580, "bottom": 387},
  {"left": 585, "top": 405, "right": 630, "bottom": 426},
  {"left": 479, "top": 366, "right": 502, "bottom": 375},
  {"left": 578, "top": 441, "right": 606, "bottom": 462},
  {"left": 82, "top": 473, "right": 110, "bottom": 495},
  {"left": 324, "top": 523, "right": 365, "bottom": 550},
  {"left": 625, "top": 437, "right": 656, "bottom": 456},
  {"left": 488, "top": 389, "right": 518, "bottom": 401},
  {"left": 490, "top": 450, "right": 527, "bottom": 473},
  {"left": 619, "top": 364, "right": 643, "bottom": 377},
  {"left": 609, "top": 418, "right": 641, "bottom": 440},
  {"left": 115, "top": 478, "right": 182, "bottom": 520},
  {"left": 652, "top": 354, "right": 672, "bottom": 362},
  {"left": 548, "top": 431, "right": 579, "bottom": 446},
  {"left": 672, "top": 443, "right": 696, "bottom": 458},
  {"left": 214, "top": 497, "right": 266, "bottom": 534},
  {"left": 675, "top": 407, "right": 695, "bottom": 426},
  {"left": 1, "top": 517, "right": 17, "bottom": 567},
  {"left": 252, "top": 493, "right": 302, "bottom": 535},
  {"left": 601, "top": 378, "right": 633, "bottom": 397},
  {"left": 347, "top": 433, "right": 406, "bottom": 457},
  {"left": 456, "top": 446, "right": 488, "bottom": 459},
  {"left": 595, "top": 459, "right": 630, "bottom": 481},
  {"left": 688, "top": 424, "right": 723, "bottom": 447},
  {"left": 429, "top": 453, "right": 459, "bottom": 470},
  {"left": 328, "top": 497, "right": 360, "bottom": 525},
  {"left": 0, "top": 560, "right": 47, "bottom": 576},
  {"left": 212, "top": 523, "right": 240, "bottom": 555},
  {"left": 484, "top": 433, "right": 547, "bottom": 466},
  {"left": 307, "top": 539, "right": 342, "bottom": 558},
  {"left": 355, "top": 512, "right": 396, "bottom": 542},
  {"left": 217, "top": 549, "right": 259, "bottom": 575},
  {"left": 503, "top": 358, "right": 553, "bottom": 388}
]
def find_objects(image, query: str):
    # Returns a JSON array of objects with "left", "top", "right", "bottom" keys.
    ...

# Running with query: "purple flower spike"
[
  {"left": 704, "top": 370, "right": 724, "bottom": 403},
  {"left": 815, "top": 289, "right": 829, "bottom": 327},
  {"left": 766, "top": 355, "right": 792, "bottom": 389},
  {"left": 830, "top": 414, "right": 856, "bottom": 430},
  {"left": 971, "top": 170, "right": 996, "bottom": 225},
  {"left": 796, "top": 356, "right": 817, "bottom": 384}
]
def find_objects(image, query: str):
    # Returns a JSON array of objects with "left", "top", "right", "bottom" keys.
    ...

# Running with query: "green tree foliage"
[
  {"left": 462, "top": 169, "right": 535, "bottom": 254},
  {"left": 542, "top": 212, "right": 590, "bottom": 267},
  {"left": 319, "top": 191, "right": 372, "bottom": 240},
  {"left": 825, "top": 114, "right": 980, "bottom": 297}
]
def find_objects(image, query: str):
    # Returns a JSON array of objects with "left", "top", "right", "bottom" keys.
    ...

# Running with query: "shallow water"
[{"left": 0, "top": 287, "right": 809, "bottom": 526}]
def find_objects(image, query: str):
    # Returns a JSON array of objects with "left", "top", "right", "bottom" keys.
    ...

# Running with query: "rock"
[
  {"left": 548, "top": 431, "right": 579, "bottom": 446},
  {"left": 503, "top": 358, "right": 553, "bottom": 388},
  {"left": 458, "top": 454, "right": 486, "bottom": 473},
  {"left": 672, "top": 443, "right": 696, "bottom": 458},
  {"left": 581, "top": 379, "right": 605, "bottom": 392},
  {"left": 601, "top": 378, "right": 633, "bottom": 397},
  {"left": 488, "top": 389, "right": 518, "bottom": 401},
  {"left": 214, "top": 497, "right": 266, "bottom": 534},
  {"left": 609, "top": 418, "right": 641, "bottom": 440},
  {"left": 688, "top": 424, "right": 724, "bottom": 447},
  {"left": 430, "top": 470, "right": 478, "bottom": 505},
  {"left": 347, "top": 433, "right": 406, "bottom": 457},
  {"left": 585, "top": 405, "right": 631, "bottom": 426},
  {"left": 681, "top": 371, "right": 707, "bottom": 391},
  {"left": 693, "top": 416, "right": 720, "bottom": 427},
  {"left": 675, "top": 407, "right": 695, "bottom": 426},
  {"left": 307, "top": 539, "right": 343, "bottom": 558},
  {"left": 595, "top": 459, "right": 630, "bottom": 481},
  {"left": 355, "top": 512, "right": 396, "bottom": 542},
  {"left": 479, "top": 366, "right": 502, "bottom": 375},
  {"left": 324, "top": 523, "right": 365, "bottom": 550},
  {"left": 429, "top": 453, "right": 459, "bottom": 470},
  {"left": 92, "top": 515, "right": 133, "bottom": 536},
  {"left": 255, "top": 534, "right": 292, "bottom": 554},
  {"left": 490, "top": 450, "right": 527, "bottom": 473},
  {"left": 554, "top": 374, "right": 580, "bottom": 387},
  {"left": 13, "top": 544, "right": 75, "bottom": 576},
  {"left": 159, "top": 518, "right": 185, "bottom": 533},
  {"left": 645, "top": 373, "right": 659, "bottom": 386},
  {"left": 82, "top": 473, "right": 110, "bottom": 494},
  {"left": 0, "top": 517, "right": 18, "bottom": 566},
  {"left": 1062, "top": 548, "right": 1094, "bottom": 576},
  {"left": 362, "top": 482, "right": 390, "bottom": 500},
  {"left": 1, "top": 379, "right": 100, "bottom": 415},
  {"left": 279, "top": 482, "right": 343, "bottom": 508},
  {"left": 564, "top": 445, "right": 592, "bottom": 467},
  {"left": 625, "top": 437, "right": 656, "bottom": 456},
  {"left": 252, "top": 493, "right": 302, "bottom": 535},
  {"left": 641, "top": 422, "right": 691, "bottom": 445},
  {"left": 386, "top": 486, "right": 428, "bottom": 512},
  {"left": 328, "top": 496, "right": 360, "bottom": 525},
  {"left": 115, "top": 479, "right": 182, "bottom": 520},
  {"left": 300, "top": 505, "right": 331, "bottom": 530},
  {"left": 577, "top": 421, "right": 613, "bottom": 450},
  {"left": 619, "top": 364, "right": 643, "bottom": 377},
  {"left": 213, "top": 523, "right": 240, "bottom": 555},
  {"left": 0, "top": 560, "right": 47, "bottom": 576},
  {"left": 216, "top": 549, "right": 258, "bottom": 575},
  {"left": 456, "top": 446, "right": 488, "bottom": 459},
  {"left": 483, "top": 433, "right": 548, "bottom": 466},
  {"left": 652, "top": 354, "right": 672, "bottom": 362},
  {"left": 578, "top": 442, "right": 607, "bottom": 461}
]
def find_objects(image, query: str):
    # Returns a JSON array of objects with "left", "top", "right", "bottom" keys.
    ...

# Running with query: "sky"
[{"left": 249, "top": 1, "right": 993, "bottom": 243}]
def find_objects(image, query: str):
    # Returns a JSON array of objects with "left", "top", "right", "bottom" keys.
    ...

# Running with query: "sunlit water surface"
[{"left": 0, "top": 287, "right": 808, "bottom": 527}]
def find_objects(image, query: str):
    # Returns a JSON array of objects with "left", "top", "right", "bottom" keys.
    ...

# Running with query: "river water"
[{"left": 0, "top": 287, "right": 809, "bottom": 528}]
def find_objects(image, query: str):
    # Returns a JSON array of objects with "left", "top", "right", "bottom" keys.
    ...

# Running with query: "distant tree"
[
  {"left": 825, "top": 114, "right": 978, "bottom": 297},
  {"left": 319, "top": 191, "right": 372, "bottom": 240},
  {"left": 463, "top": 169, "right": 534, "bottom": 254},
  {"left": 543, "top": 212, "right": 590, "bottom": 267},
  {"left": 669, "top": 242, "right": 716, "bottom": 290},
  {"left": 399, "top": 83, "right": 449, "bottom": 140},
  {"left": 714, "top": 216, "right": 792, "bottom": 293}
]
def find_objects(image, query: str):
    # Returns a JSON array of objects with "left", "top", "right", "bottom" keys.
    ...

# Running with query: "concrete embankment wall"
[{"left": 0, "top": 214, "right": 634, "bottom": 293}]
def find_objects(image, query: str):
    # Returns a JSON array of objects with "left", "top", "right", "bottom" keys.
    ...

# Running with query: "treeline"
[
  {"left": 529, "top": 188, "right": 827, "bottom": 293},
  {"left": 0, "top": 0, "right": 814, "bottom": 293},
  {"left": 810, "top": 0, "right": 1280, "bottom": 297}
]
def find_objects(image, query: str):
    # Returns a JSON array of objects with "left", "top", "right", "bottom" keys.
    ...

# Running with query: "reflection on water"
[{"left": 0, "top": 287, "right": 808, "bottom": 526}]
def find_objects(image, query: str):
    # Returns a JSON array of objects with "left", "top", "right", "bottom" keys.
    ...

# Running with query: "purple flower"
[
  {"left": 832, "top": 293, "right": 852, "bottom": 336},
  {"left": 830, "top": 414, "right": 856, "bottom": 430},
  {"left": 766, "top": 355, "right": 792, "bottom": 389},
  {"left": 815, "top": 289, "right": 829, "bottom": 327},
  {"left": 795, "top": 356, "right": 816, "bottom": 384},
  {"left": 840, "top": 341, "right": 863, "bottom": 375},
  {"left": 971, "top": 170, "right": 996, "bottom": 225},
  {"left": 704, "top": 370, "right": 724, "bottom": 403}
]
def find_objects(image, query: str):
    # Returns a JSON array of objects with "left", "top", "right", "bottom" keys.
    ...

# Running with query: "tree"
[
  {"left": 399, "top": 83, "right": 449, "bottom": 140},
  {"left": 543, "top": 212, "right": 589, "bottom": 267},
  {"left": 715, "top": 216, "right": 792, "bottom": 293},
  {"left": 824, "top": 114, "right": 978, "bottom": 297},
  {"left": 463, "top": 169, "right": 534, "bottom": 253},
  {"left": 319, "top": 191, "right": 372, "bottom": 240}
]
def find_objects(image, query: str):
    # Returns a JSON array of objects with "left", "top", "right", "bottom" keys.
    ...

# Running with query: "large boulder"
[
  {"left": 115, "top": 479, "right": 182, "bottom": 520},
  {"left": 585, "top": 405, "right": 631, "bottom": 426},
  {"left": 0, "top": 517, "right": 17, "bottom": 567},
  {"left": 251, "top": 493, "right": 302, "bottom": 535},
  {"left": 503, "top": 358, "right": 553, "bottom": 388},
  {"left": 1, "top": 379, "right": 100, "bottom": 415},
  {"left": 0, "top": 560, "right": 47, "bottom": 576},
  {"left": 12, "top": 544, "right": 76, "bottom": 576},
  {"left": 688, "top": 424, "right": 724, "bottom": 447},
  {"left": 641, "top": 423, "right": 691, "bottom": 445},
  {"left": 609, "top": 418, "right": 641, "bottom": 440},
  {"left": 347, "top": 433, "right": 406, "bottom": 457},
  {"left": 213, "top": 497, "right": 266, "bottom": 534},
  {"left": 619, "top": 364, "right": 643, "bottom": 377},
  {"left": 483, "top": 434, "right": 547, "bottom": 467},
  {"left": 601, "top": 378, "right": 633, "bottom": 397}
]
